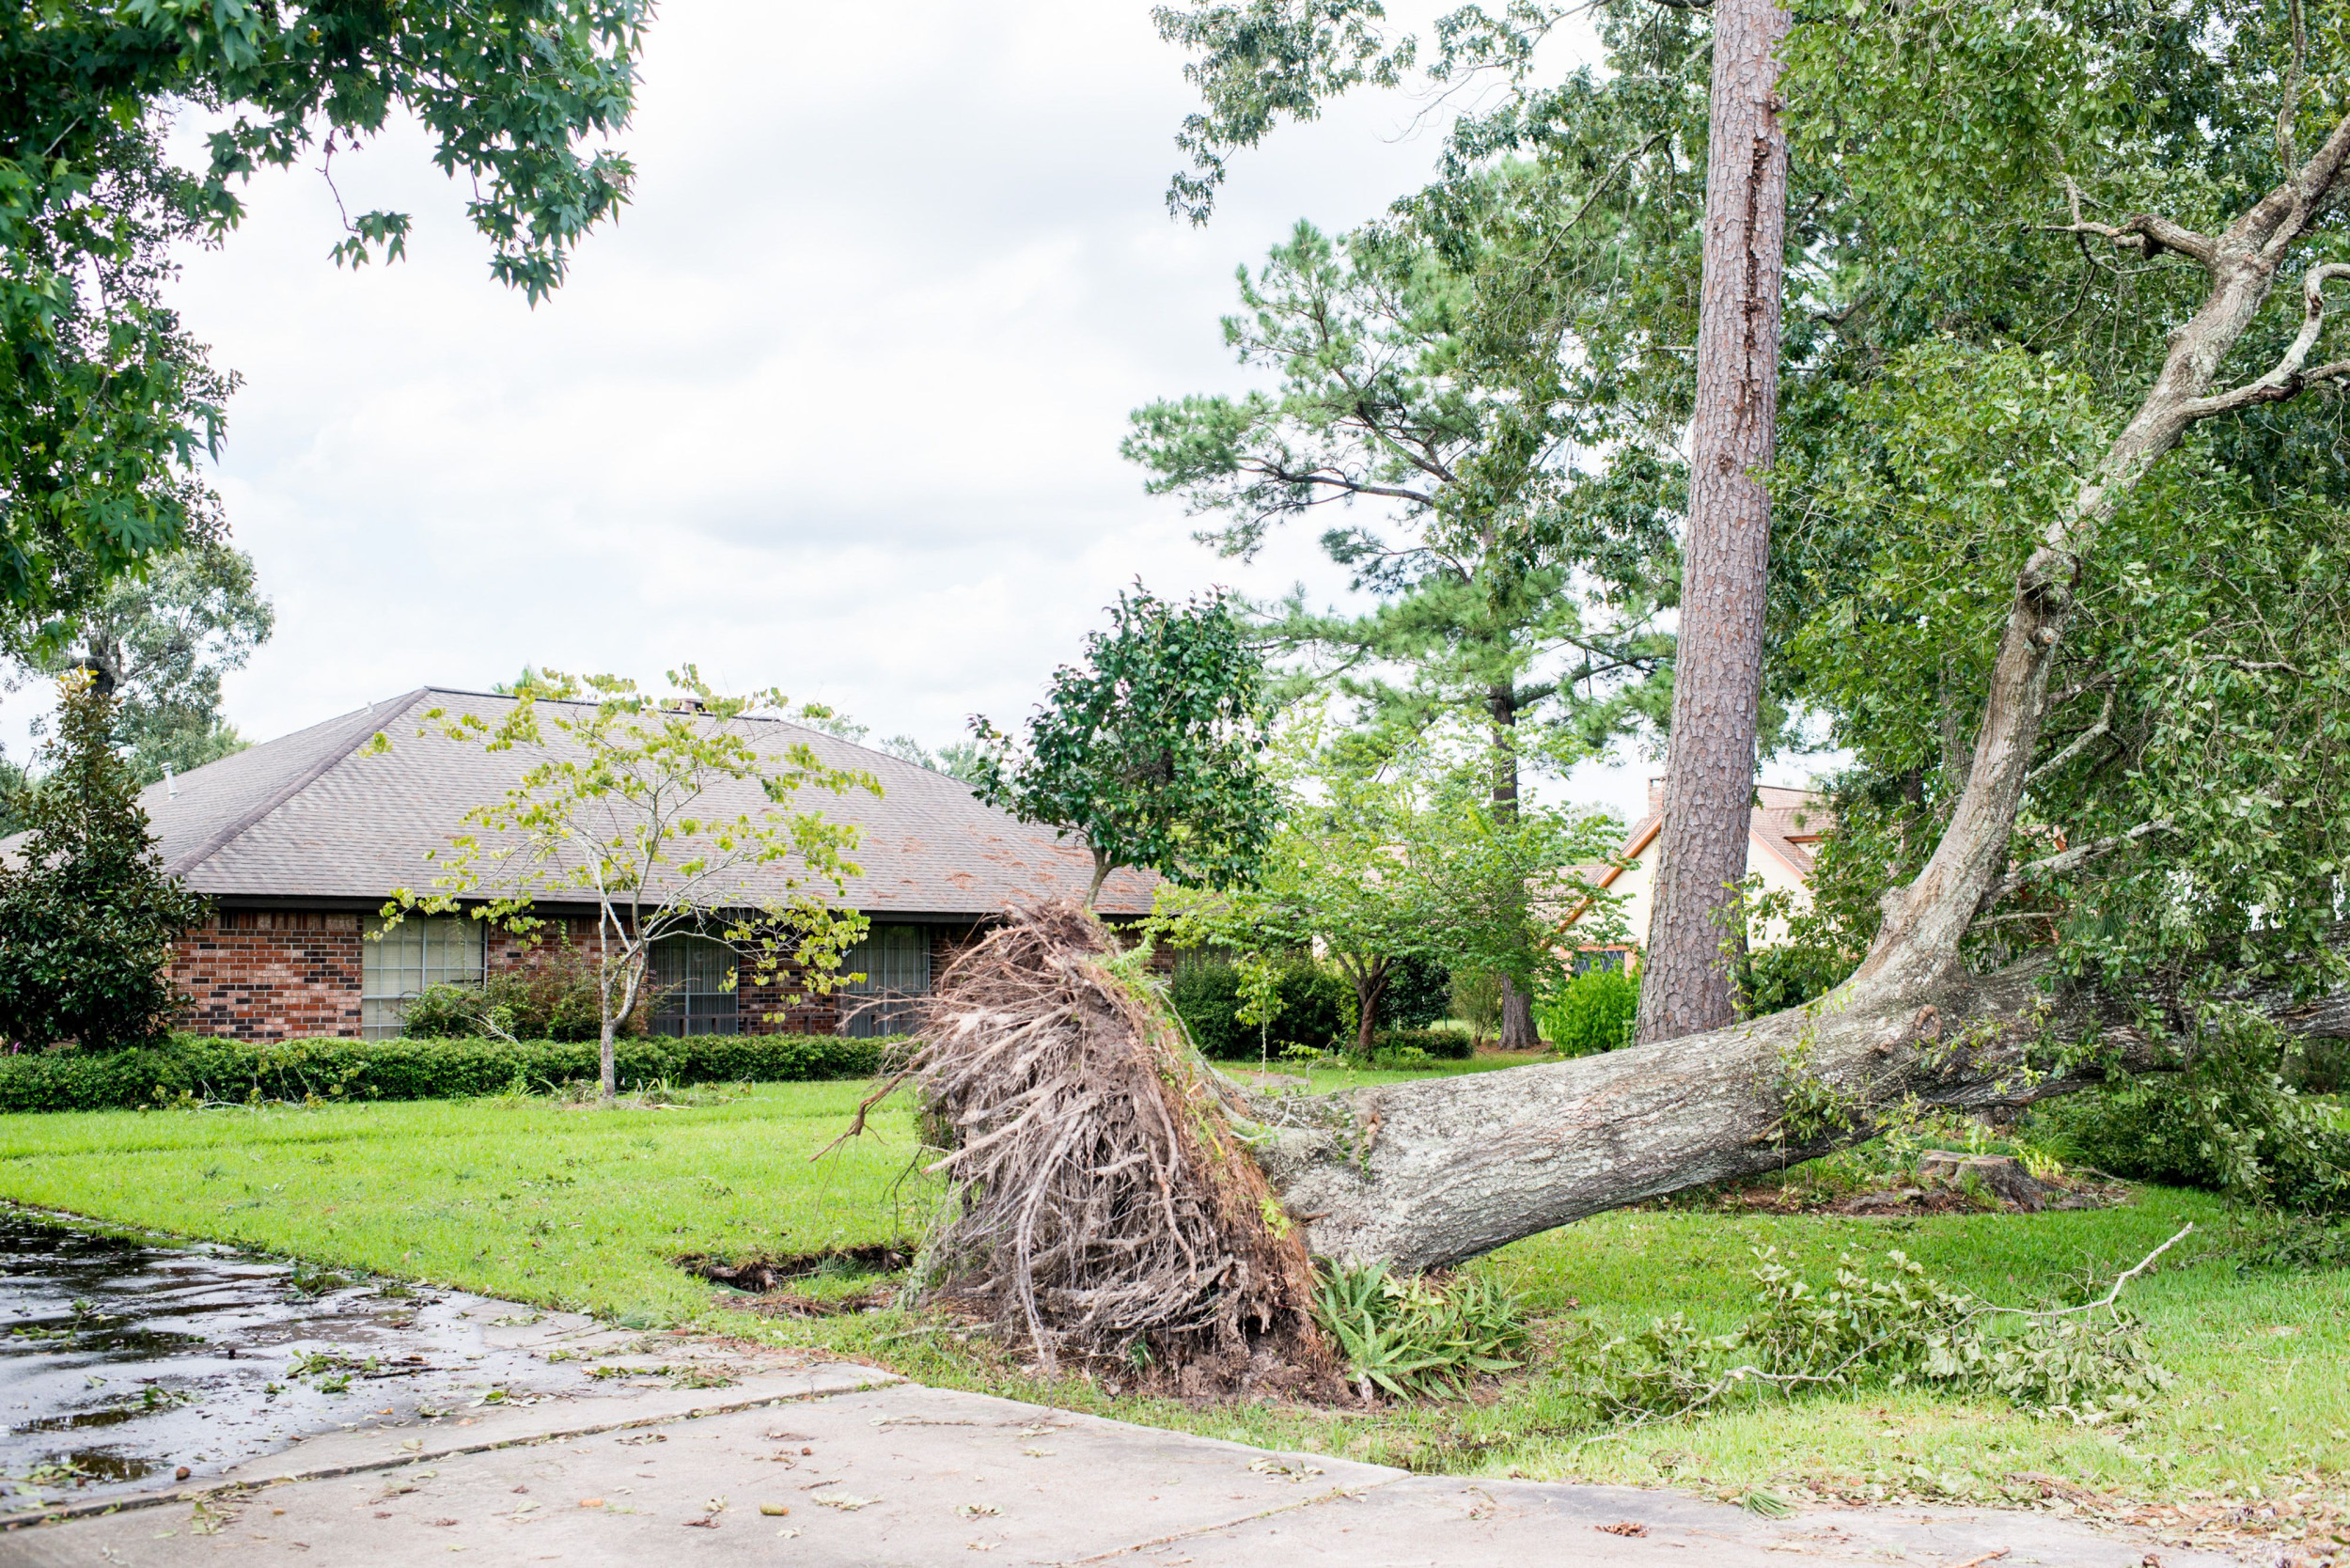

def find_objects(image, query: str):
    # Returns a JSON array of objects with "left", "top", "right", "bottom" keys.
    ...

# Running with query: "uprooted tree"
[{"left": 888, "top": 6, "right": 2350, "bottom": 1375}]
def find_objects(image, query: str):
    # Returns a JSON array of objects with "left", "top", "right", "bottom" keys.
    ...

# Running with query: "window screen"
[
  {"left": 842, "top": 924, "right": 930, "bottom": 1039},
  {"left": 362, "top": 915, "right": 487, "bottom": 1040},
  {"left": 651, "top": 935, "right": 742, "bottom": 1037}
]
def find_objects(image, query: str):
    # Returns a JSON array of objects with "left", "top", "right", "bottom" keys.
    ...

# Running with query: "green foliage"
[
  {"left": 0, "top": 747, "right": 24, "bottom": 838},
  {"left": 1124, "top": 216, "right": 1675, "bottom": 801},
  {"left": 0, "top": 1032, "right": 892, "bottom": 1114},
  {"left": 0, "top": 0, "right": 646, "bottom": 641},
  {"left": 1167, "top": 957, "right": 1350, "bottom": 1060},
  {"left": 1381, "top": 954, "right": 1451, "bottom": 1029},
  {"left": 1449, "top": 967, "right": 1502, "bottom": 1043},
  {"left": 1570, "top": 1247, "right": 2173, "bottom": 1431},
  {"left": 1539, "top": 966, "right": 1639, "bottom": 1057},
  {"left": 970, "top": 585, "right": 1277, "bottom": 900},
  {"left": 1157, "top": 0, "right": 2350, "bottom": 1054},
  {"left": 1371, "top": 1027, "right": 1471, "bottom": 1063},
  {"left": 16, "top": 541, "right": 274, "bottom": 786},
  {"left": 399, "top": 942, "right": 652, "bottom": 1044},
  {"left": 2027, "top": 1011, "right": 2350, "bottom": 1215},
  {"left": 1309, "top": 1260, "right": 1530, "bottom": 1400},
  {"left": 391, "top": 667, "right": 877, "bottom": 1096},
  {"left": 1154, "top": 733, "right": 1620, "bottom": 1054},
  {"left": 0, "top": 673, "right": 208, "bottom": 1048}
]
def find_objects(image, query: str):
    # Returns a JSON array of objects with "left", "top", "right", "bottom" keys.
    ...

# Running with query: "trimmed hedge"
[
  {"left": 1167, "top": 959, "right": 1354, "bottom": 1060},
  {"left": 1372, "top": 1027, "right": 1474, "bottom": 1062},
  {"left": 0, "top": 1032, "right": 898, "bottom": 1115}
]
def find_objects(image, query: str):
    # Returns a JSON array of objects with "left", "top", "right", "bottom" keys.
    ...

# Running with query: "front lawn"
[{"left": 3, "top": 1075, "right": 2344, "bottom": 1533}]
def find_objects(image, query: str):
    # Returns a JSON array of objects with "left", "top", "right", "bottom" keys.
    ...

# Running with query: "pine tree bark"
[
  {"left": 1637, "top": 0, "right": 1792, "bottom": 1045},
  {"left": 1488, "top": 683, "right": 1543, "bottom": 1051}
]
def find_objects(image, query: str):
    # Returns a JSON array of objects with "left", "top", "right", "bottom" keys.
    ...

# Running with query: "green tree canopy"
[
  {"left": 1152, "top": 729, "right": 1622, "bottom": 1056},
  {"left": 14, "top": 541, "right": 274, "bottom": 785},
  {"left": 971, "top": 586, "right": 1279, "bottom": 903},
  {"left": 0, "top": 0, "right": 648, "bottom": 647}
]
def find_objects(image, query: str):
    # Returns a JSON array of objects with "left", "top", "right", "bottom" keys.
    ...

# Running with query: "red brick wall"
[
  {"left": 173, "top": 912, "right": 993, "bottom": 1042},
  {"left": 172, "top": 911, "right": 365, "bottom": 1041}
]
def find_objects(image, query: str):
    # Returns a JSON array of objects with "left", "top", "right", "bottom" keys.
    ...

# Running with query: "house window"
[
  {"left": 843, "top": 924, "right": 930, "bottom": 1039},
  {"left": 1574, "top": 947, "right": 1630, "bottom": 977},
  {"left": 651, "top": 935, "right": 742, "bottom": 1037},
  {"left": 362, "top": 915, "right": 486, "bottom": 1040}
]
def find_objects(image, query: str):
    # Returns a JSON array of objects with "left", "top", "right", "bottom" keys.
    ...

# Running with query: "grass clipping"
[{"left": 902, "top": 900, "right": 1336, "bottom": 1396}]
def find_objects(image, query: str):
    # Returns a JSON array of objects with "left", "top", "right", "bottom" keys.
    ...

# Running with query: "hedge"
[
  {"left": 1167, "top": 959, "right": 1354, "bottom": 1060},
  {"left": 0, "top": 1032, "right": 899, "bottom": 1115},
  {"left": 1371, "top": 1027, "right": 1474, "bottom": 1062}
]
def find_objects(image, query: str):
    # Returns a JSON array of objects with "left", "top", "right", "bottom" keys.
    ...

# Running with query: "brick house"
[{"left": 134, "top": 688, "right": 1154, "bottom": 1042}]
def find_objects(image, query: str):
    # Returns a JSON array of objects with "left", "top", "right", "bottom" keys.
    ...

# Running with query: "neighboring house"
[
  {"left": 1564, "top": 781, "right": 1828, "bottom": 971},
  {"left": 111, "top": 688, "right": 1155, "bottom": 1043}
]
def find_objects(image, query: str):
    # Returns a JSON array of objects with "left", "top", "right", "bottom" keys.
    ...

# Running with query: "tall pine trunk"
[
  {"left": 1488, "top": 684, "right": 1543, "bottom": 1050},
  {"left": 1637, "top": 0, "right": 1792, "bottom": 1045}
]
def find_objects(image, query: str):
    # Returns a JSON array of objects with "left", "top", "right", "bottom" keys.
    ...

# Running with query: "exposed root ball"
[{"left": 907, "top": 901, "right": 1334, "bottom": 1394}]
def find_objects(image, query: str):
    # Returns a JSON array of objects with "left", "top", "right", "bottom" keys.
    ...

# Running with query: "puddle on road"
[{"left": 0, "top": 1207, "right": 604, "bottom": 1514}]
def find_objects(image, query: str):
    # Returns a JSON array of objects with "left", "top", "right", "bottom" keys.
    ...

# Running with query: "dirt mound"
[
  {"left": 898, "top": 899, "right": 1338, "bottom": 1397},
  {"left": 678, "top": 1246, "right": 913, "bottom": 1294}
]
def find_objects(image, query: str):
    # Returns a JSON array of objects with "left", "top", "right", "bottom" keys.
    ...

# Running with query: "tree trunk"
[
  {"left": 1637, "top": 0, "right": 1792, "bottom": 1046},
  {"left": 1254, "top": 946, "right": 2346, "bottom": 1269},
  {"left": 600, "top": 1015, "right": 617, "bottom": 1104},
  {"left": 1487, "top": 682, "right": 1543, "bottom": 1052},
  {"left": 1086, "top": 849, "right": 1112, "bottom": 909},
  {"left": 1353, "top": 962, "right": 1389, "bottom": 1059},
  {"left": 1498, "top": 977, "right": 1539, "bottom": 1053}
]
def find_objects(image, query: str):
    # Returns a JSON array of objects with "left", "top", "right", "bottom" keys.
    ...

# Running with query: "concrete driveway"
[{"left": 6, "top": 1356, "right": 2247, "bottom": 1567}]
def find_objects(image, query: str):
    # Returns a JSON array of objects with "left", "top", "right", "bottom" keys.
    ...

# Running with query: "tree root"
[{"left": 903, "top": 900, "right": 1340, "bottom": 1397}]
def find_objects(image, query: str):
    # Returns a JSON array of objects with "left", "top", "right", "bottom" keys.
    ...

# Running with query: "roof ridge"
[
  {"left": 168, "top": 689, "right": 431, "bottom": 879},
  {"left": 420, "top": 685, "right": 961, "bottom": 779}
]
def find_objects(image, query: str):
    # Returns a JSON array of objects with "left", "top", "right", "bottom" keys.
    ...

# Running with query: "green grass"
[
  {"left": 3, "top": 1082, "right": 2345, "bottom": 1514},
  {"left": 0, "top": 1084, "right": 927, "bottom": 1325}
]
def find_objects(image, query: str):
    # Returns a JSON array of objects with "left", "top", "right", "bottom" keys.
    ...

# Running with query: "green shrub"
[
  {"left": 1740, "top": 939, "right": 1856, "bottom": 1017},
  {"left": 1310, "top": 1260, "right": 1529, "bottom": 1399},
  {"left": 0, "top": 1031, "right": 895, "bottom": 1114},
  {"left": 401, "top": 941, "right": 650, "bottom": 1043},
  {"left": 1373, "top": 1027, "right": 1472, "bottom": 1062},
  {"left": 2027, "top": 1011, "right": 2350, "bottom": 1215},
  {"left": 1167, "top": 959, "right": 1353, "bottom": 1060},
  {"left": 1383, "top": 956, "right": 1451, "bottom": 1029},
  {"left": 1540, "top": 967, "right": 1639, "bottom": 1056},
  {"left": 1449, "top": 969, "right": 1503, "bottom": 1043}
]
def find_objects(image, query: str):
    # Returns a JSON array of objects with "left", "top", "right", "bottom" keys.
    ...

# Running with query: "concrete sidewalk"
[{"left": 5, "top": 1364, "right": 2245, "bottom": 1567}]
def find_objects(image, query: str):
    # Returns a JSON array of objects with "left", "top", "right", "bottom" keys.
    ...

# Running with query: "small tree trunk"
[
  {"left": 1486, "top": 685, "right": 1543, "bottom": 1052},
  {"left": 600, "top": 1015, "right": 617, "bottom": 1104},
  {"left": 1353, "top": 963, "right": 1389, "bottom": 1059},
  {"left": 1637, "top": 0, "right": 1792, "bottom": 1047},
  {"left": 1085, "top": 850, "right": 1112, "bottom": 909}
]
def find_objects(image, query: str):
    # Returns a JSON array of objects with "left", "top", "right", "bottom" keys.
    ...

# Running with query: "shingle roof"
[
  {"left": 98, "top": 688, "right": 1156, "bottom": 917},
  {"left": 1612, "top": 779, "right": 1830, "bottom": 882}
]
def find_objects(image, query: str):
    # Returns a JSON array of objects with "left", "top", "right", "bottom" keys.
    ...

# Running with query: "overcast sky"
[{"left": 3, "top": 1, "right": 1828, "bottom": 822}]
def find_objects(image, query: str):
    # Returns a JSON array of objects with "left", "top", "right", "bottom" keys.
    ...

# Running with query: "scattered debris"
[{"left": 1594, "top": 1520, "right": 1648, "bottom": 1537}]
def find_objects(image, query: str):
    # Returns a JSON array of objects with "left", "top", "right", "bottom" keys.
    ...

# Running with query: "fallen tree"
[{"left": 897, "top": 71, "right": 2350, "bottom": 1375}]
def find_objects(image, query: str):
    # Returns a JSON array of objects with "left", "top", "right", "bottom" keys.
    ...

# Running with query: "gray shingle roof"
[{"left": 112, "top": 688, "right": 1155, "bottom": 917}]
